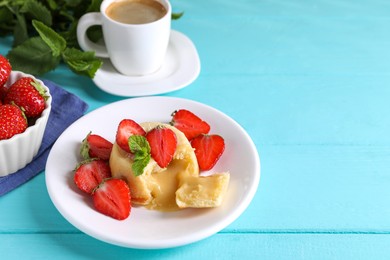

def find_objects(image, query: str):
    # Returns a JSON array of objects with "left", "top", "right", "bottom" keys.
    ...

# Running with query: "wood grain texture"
[{"left": 1, "top": 0, "right": 390, "bottom": 258}]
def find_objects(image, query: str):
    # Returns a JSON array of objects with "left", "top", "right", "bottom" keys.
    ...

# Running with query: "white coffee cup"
[{"left": 77, "top": 0, "right": 171, "bottom": 76}]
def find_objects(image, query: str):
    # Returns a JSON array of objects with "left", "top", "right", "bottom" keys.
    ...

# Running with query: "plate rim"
[{"left": 45, "top": 96, "right": 260, "bottom": 249}]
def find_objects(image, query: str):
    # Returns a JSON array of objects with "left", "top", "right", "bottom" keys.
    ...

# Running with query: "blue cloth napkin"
[{"left": 0, "top": 79, "right": 88, "bottom": 196}]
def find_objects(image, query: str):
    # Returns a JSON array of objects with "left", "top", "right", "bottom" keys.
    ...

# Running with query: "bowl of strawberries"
[{"left": 0, "top": 55, "right": 52, "bottom": 177}]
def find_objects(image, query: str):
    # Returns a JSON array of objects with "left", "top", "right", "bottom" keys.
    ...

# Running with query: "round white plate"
[
  {"left": 92, "top": 30, "right": 201, "bottom": 97},
  {"left": 45, "top": 97, "right": 260, "bottom": 249}
]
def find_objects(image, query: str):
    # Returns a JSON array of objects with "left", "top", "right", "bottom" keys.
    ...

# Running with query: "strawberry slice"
[
  {"left": 146, "top": 126, "right": 177, "bottom": 168},
  {"left": 191, "top": 134, "right": 225, "bottom": 171},
  {"left": 116, "top": 119, "right": 146, "bottom": 153},
  {"left": 93, "top": 178, "right": 131, "bottom": 220},
  {"left": 170, "top": 109, "right": 210, "bottom": 140},
  {"left": 81, "top": 132, "right": 113, "bottom": 161},
  {"left": 74, "top": 159, "right": 112, "bottom": 194}
]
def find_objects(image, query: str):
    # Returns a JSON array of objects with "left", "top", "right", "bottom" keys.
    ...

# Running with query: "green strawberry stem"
[{"left": 31, "top": 80, "right": 49, "bottom": 101}]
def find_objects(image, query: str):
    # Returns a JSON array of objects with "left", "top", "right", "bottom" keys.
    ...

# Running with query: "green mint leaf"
[
  {"left": 129, "top": 135, "right": 150, "bottom": 154},
  {"left": 7, "top": 36, "right": 60, "bottom": 75},
  {"left": 65, "top": 0, "right": 84, "bottom": 8},
  {"left": 13, "top": 13, "right": 28, "bottom": 46},
  {"left": 20, "top": 0, "right": 52, "bottom": 26},
  {"left": 61, "top": 21, "right": 79, "bottom": 48},
  {"left": 86, "top": 0, "right": 103, "bottom": 12},
  {"left": 132, "top": 154, "right": 151, "bottom": 177},
  {"left": 59, "top": 9, "right": 75, "bottom": 23},
  {"left": 86, "top": 25, "right": 103, "bottom": 43},
  {"left": 128, "top": 135, "right": 151, "bottom": 176},
  {"left": 0, "top": 6, "right": 13, "bottom": 24},
  {"left": 32, "top": 19, "right": 66, "bottom": 57},
  {"left": 62, "top": 47, "right": 102, "bottom": 78},
  {"left": 172, "top": 12, "right": 184, "bottom": 20},
  {"left": 45, "top": 0, "right": 58, "bottom": 10}
]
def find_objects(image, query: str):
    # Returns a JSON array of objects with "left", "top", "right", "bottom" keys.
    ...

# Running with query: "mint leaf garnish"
[
  {"left": 129, "top": 135, "right": 150, "bottom": 154},
  {"left": 128, "top": 135, "right": 151, "bottom": 177},
  {"left": 32, "top": 20, "right": 66, "bottom": 57},
  {"left": 132, "top": 156, "right": 150, "bottom": 177}
]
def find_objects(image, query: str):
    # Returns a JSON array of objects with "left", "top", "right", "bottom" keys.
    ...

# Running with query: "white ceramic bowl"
[{"left": 0, "top": 71, "right": 52, "bottom": 177}]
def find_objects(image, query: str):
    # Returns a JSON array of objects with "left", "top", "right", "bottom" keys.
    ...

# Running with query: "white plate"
[
  {"left": 92, "top": 30, "right": 200, "bottom": 97},
  {"left": 45, "top": 97, "right": 260, "bottom": 249}
]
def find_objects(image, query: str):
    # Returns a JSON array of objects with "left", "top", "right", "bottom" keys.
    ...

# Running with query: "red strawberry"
[
  {"left": 81, "top": 132, "right": 113, "bottom": 160},
  {"left": 4, "top": 77, "right": 48, "bottom": 118},
  {"left": 146, "top": 126, "right": 177, "bottom": 168},
  {"left": 170, "top": 109, "right": 210, "bottom": 140},
  {"left": 0, "top": 55, "right": 11, "bottom": 87},
  {"left": 191, "top": 134, "right": 225, "bottom": 171},
  {"left": 0, "top": 104, "right": 27, "bottom": 140},
  {"left": 116, "top": 119, "right": 146, "bottom": 153},
  {"left": 93, "top": 178, "right": 131, "bottom": 220},
  {"left": 74, "top": 159, "right": 112, "bottom": 194}
]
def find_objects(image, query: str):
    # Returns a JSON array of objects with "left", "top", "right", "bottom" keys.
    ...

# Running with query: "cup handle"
[{"left": 77, "top": 13, "right": 109, "bottom": 58}]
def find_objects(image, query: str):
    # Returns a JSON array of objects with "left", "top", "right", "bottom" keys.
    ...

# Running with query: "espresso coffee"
[{"left": 106, "top": 0, "right": 167, "bottom": 24}]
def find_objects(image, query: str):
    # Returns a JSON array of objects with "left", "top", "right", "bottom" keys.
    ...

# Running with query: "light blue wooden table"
[{"left": 1, "top": 0, "right": 390, "bottom": 258}]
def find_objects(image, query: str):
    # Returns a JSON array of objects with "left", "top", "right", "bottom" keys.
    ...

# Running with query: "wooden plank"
[
  {"left": 1, "top": 145, "right": 390, "bottom": 232},
  {"left": 1, "top": 233, "right": 390, "bottom": 259}
]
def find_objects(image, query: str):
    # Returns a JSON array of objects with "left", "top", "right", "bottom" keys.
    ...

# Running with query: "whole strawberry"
[
  {"left": 0, "top": 104, "right": 28, "bottom": 140},
  {"left": 4, "top": 77, "right": 48, "bottom": 118},
  {"left": 0, "top": 54, "right": 11, "bottom": 87}
]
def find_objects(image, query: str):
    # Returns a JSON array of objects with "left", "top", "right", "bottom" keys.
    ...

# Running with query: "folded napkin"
[{"left": 0, "top": 79, "right": 88, "bottom": 196}]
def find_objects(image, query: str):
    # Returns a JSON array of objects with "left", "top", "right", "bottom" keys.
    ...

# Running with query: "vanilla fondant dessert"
[{"left": 110, "top": 121, "right": 230, "bottom": 211}]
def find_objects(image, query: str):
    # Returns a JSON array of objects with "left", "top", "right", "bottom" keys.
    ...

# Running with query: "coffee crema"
[{"left": 106, "top": 0, "right": 167, "bottom": 25}]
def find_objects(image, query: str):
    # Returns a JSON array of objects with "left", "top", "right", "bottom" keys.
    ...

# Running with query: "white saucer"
[{"left": 92, "top": 30, "right": 200, "bottom": 97}]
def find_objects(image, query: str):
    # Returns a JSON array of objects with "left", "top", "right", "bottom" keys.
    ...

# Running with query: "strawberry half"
[
  {"left": 191, "top": 134, "right": 225, "bottom": 171},
  {"left": 146, "top": 126, "right": 177, "bottom": 168},
  {"left": 80, "top": 132, "right": 113, "bottom": 161},
  {"left": 0, "top": 54, "right": 11, "bottom": 87},
  {"left": 93, "top": 178, "right": 131, "bottom": 220},
  {"left": 170, "top": 109, "right": 210, "bottom": 140},
  {"left": 0, "top": 104, "right": 27, "bottom": 140},
  {"left": 116, "top": 119, "right": 146, "bottom": 153},
  {"left": 74, "top": 159, "right": 112, "bottom": 194}
]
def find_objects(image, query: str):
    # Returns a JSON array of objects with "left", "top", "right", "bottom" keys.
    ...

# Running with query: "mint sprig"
[
  {"left": 0, "top": 0, "right": 103, "bottom": 78},
  {"left": 0, "top": 0, "right": 183, "bottom": 78},
  {"left": 7, "top": 19, "right": 102, "bottom": 78},
  {"left": 128, "top": 135, "right": 151, "bottom": 177}
]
